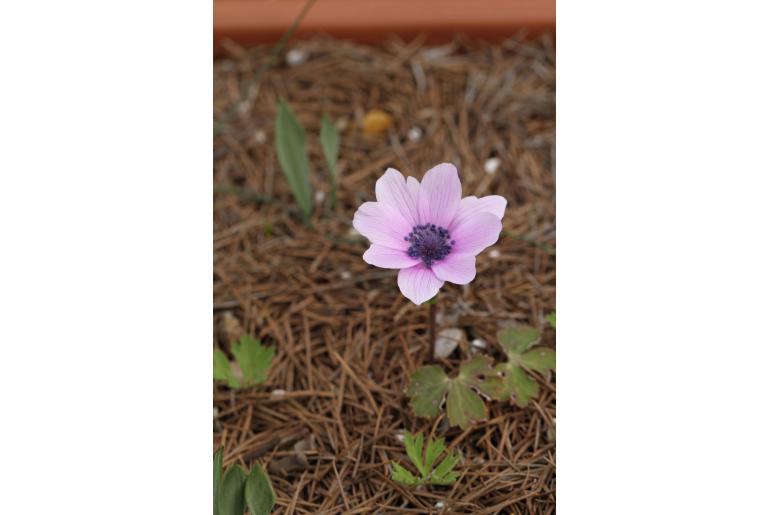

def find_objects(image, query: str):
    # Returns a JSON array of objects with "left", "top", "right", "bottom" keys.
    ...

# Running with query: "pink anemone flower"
[{"left": 353, "top": 163, "right": 506, "bottom": 305}]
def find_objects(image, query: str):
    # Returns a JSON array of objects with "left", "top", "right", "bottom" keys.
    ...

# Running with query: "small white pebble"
[
  {"left": 489, "top": 249, "right": 501, "bottom": 259},
  {"left": 314, "top": 190, "right": 326, "bottom": 204},
  {"left": 213, "top": 406, "right": 219, "bottom": 418},
  {"left": 270, "top": 389, "right": 286, "bottom": 399},
  {"left": 254, "top": 129, "right": 267, "bottom": 144},
  {"left": 407, "top": 126, "right": 422, "bottom": 141},
  {"left": 484, "top": 157, "right": 501, "bottom": 174},
  {"left": 286, "top": 48, "right": 308, "bottom": 67},
  {"left": 394, "top": 430, "right": 405, "bottom": 442},
  {"left": 335, "top": 117, "right": 349, "bottom": 132},
  {"left": 435, "top": 328, "right": 463, "bottom": 358},
  {"left": 471, "top": 338, "right": 488, "bottom": 350},
  {"left": 435, "top": 501, "right": 445, "bottom": 509},
  {"left": 340, "top": 270, "right": 352, "bottom": 280}
]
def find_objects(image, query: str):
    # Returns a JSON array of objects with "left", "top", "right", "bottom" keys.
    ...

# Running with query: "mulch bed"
[{"left": 214, "top": 34, "right": 555, "bottom": 514}]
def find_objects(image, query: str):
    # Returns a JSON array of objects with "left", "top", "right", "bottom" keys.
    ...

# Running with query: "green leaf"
[
  {"left": 244, "top": 463, "right": 275, "bottom": 515},
  {"left": 392, "top": 463, "right": 419, "bottom": 486},
  {"left": 498, "top": 326, "right": 540, "bottom": 354},
  {"left": 214, "top": 349, "right": 238, "bottom": 387},
  {"left": 319, "top": 113, "right": 340, "bottom": 209},
  {"left": 218, "top": 465, "right": 247, "bottom": 515},
  {"left": 431, "top": 452, "right": 460, "bottom": 485},
  {"left": 406, "top": 365, "right": 448, "bottom": 418},
  {"left": 214, "top": 449, "right": 223, "bottom": 515},
  {"left": 391, "top": 432, "right": 459, "bottom": 487},
  {"left": 231, "top": 335, "right": 275, "bottom": 388},
  {"left": 546, "top": 311, "right": 556, "bottom": 328},
  {"left": 496, "top": 326, "right": 555, "bottom": 407},
  {"left": 423, "top": 436, "right": 445, "bottom": 473},
  {"left": 275, "top": 99, "right": 313, "bottom": 219},
  {"left": 404, "top": 431, "right": 426, "bottom": 477},
  {"left": 409, "top": 356, "right": 503, "bottom": 429}
]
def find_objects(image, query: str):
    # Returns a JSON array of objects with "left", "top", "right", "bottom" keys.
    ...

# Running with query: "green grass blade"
[
  {"left": 275, "top": 99, "right": 313, "bottom": 219},
  {"left": 213, "top": 449, "right": 223, "bottom": 515},
  {"left": 320, "top": 113, "right": 340, "bottom": 209}
]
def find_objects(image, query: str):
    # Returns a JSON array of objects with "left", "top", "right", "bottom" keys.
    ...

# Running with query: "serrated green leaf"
[
  {"left": 519, "top": 347, "right": 556, "bottom": 374},
  {"left": 445, "top": 380, "right": 486, "bottom": 430},
  {"left": 392, "top": 462, "right": 419, "bottom": 486},
  {"left": 497, "top": 326, "right": 540, "bottom": 354},
  {"left": 431, "top": 452, "right": 460, "bottom": 485},
  {"left": 406, "top": 365, "right": 448, "bottom": 418},
  {"left": 496, "top": 325, "right": 555, "bottom": 407},
  {"left": 404, "top": 431, "right": 426, "bottom": 477},
  {"left": 214, "top": 449, "right": 224, "bottom": 515},
  {"left": 218, "top": 465, "right": 247, "bottom": 515},
  {"left": 319, "top": 113, "right": 340, "bottom": 209},
  {"left": 275, "top": 99, "right": 312, "bottom": 219},
  {"left": 244, "top": 463, "right": 275, "bottom": 515},
  {"left": 214, "top": 349, "right": 238, "bottom": 387},
  {"left": 408, "top": 357, "right": 502, "bottom": 429},
  {"left": 392, "top": 432, "right": 459, "bottom": 487},
  {"left": 445, "top": 356, "right": 503, "bottom": 429},
  {"left": 231, "top": 335, "right": 274, "bottom": 387},
  {"left": 546, "top": 311, "right": 556, "bottom": 328},
  {"left": 423, "top": 436, "right": 445, "bottom": 473},
  {"left": 496, "top": 364, "right": 539, "bottom": 407}
]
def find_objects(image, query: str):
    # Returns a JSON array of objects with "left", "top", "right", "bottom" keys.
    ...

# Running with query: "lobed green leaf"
[{"left": 230, "top": 335, "right": 275, "bottom": 387}]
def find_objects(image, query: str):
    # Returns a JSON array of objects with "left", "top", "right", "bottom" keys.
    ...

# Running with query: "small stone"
[
  {"left": 314, "top": 190, "right": 326, "bottom": 204},
  {"left": 254, "top": 129, "right": 267, "bottom": 144},
  {"left": 484, "top": 157, "right": 501, "bottom": 174},
  {"left": 407, "top": 126, "right": 422, "bottom": 141},
  {"left": 470, "top": 338, "right": 488, "bottom": 350},
  {"left": 340, "top": 270, "right": 352, "bottom": 280},
  {"left": 489, "top": 249, "right": 501, "bottom": 259},
  {"left": 434, "top": 328, "right": 464, "bottom": 358},
  {"left": 286, "top": 48, "right": 308, "bottom": 67},
  {"left": 394, "top": 429, "right": 405, "bottom": 442},
  {"left": 270, "top": 389, "right": 286, "bottom": 399},
  {"left": 435, "top": 501, "right": 445, "bottom": 509}
]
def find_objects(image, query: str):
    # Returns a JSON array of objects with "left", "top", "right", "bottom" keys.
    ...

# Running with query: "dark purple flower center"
[{"left": 405, "top": 223, "right": 454, "bottom": 268}]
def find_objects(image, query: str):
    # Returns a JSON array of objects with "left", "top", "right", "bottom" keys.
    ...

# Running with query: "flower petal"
[
  {"left": 352, "top": 201, "right": 410, "bottom": 250},
  {"left": 418, "top": 163, "right": 461, "bottom": 227},
  {"left": 397, "top": 264, "right": 444, "bottom": 305},
  {"left": 431, "top": 253, "right": 477, "bottom": 285},
  {"left": 451, "top": 212, "right": 503, "bottom": 256},
  {"left": 450, "top": 195, "right": 507, "bottom": 231},
  {"left": 406, "top": 176, "right": 420, "bottom": 206},
  {"left": 363, "top": 244, "right": 420, "bottom": 269},
  {"left": 376, "top": 168, "right": 419, "bottom": 227}
]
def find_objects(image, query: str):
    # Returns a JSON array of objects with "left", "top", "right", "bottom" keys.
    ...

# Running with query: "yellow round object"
[{"left": 362, "top": 109, "right": 394, "bottom": 136}]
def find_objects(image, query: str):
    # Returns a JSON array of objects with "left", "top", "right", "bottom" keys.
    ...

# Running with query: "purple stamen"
[{"left": 406, "top": 223, "right": 453, "bottom": 267}]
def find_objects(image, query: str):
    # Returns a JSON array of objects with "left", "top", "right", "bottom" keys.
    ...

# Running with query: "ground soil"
[{"left": 214, "top": 34, "right": 555, "bottom": 514}]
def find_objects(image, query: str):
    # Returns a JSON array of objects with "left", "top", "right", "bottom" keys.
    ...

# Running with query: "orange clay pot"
[{"left": 214, "top": 0, "right": 555, "bottom": 49}]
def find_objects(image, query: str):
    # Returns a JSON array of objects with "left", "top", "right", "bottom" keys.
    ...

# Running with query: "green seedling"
[
  {"left": 214, "top": 448, "right": 275, "bottom": 515},
  {"left": 214, "top": 335, "right": 275, "bottom": 388},
  {"left": 391, "top": 431, "right": 460, "bottom": 487}
]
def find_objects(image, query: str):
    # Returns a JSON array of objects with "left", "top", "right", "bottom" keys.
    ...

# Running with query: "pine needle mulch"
[{"left": 214, "top": 34, "right": 555, "bottom": 514}]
